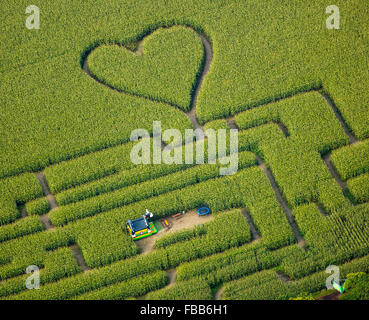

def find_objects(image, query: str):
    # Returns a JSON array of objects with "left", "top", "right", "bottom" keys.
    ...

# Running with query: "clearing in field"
[{"left": 135, "top": 210, "right": 214, "bottom": 254}]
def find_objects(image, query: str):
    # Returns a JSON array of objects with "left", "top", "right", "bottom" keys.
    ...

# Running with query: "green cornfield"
[{"left": 1, "top": 0, "right": 368, "bottom": 301}]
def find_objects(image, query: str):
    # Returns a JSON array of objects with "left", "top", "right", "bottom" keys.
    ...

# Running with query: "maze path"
[
  {"left": 256, "top": 155, "right": 304, "bottom": 245},
  {"left": 323, "top": 154, "right": 350, "bottom": 201},
  {"left": 240, "top": 208, "right": 260, "bottom": 241},
  {"left": 70, "top": 245, "right": 90, "bottom": 272},
  {"left": 187, "top": 33, "right": 212, "bottom": 132},
  {"left": 0, "top": 91, "right": 364, "bottom": 256},
  {"left": 35, "top": 172, "right": 56, "bottom": 230},
  {"left": 320, "top": 92, "right": 357, "bottom": 145},
  {"left": 0, "top": 90, "right": 362, "bottom": 245},
  {"left": 319, "top": 91, "right": 359, "bottom": 205},
  {"left": 228, "top": 118, "right": 304, "bottom": 244},
  {"left": 20, "top": 207, "right": 27, "bottom": 219}
]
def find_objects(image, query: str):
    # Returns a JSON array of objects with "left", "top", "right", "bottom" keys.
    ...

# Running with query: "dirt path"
[
  {"left": 320, "top": 91, "right": 357, "bottom": 145},
  {"left": 186, "top": 33, "right": 213, "bottom": 133},
  {"left": 226, "top": 121, "right": 304, "bottom": 246},
  {"left": 256, "top": 155, "right": 304, "bottom": 246},
  {"left": 39, "top": 215, "right": 54, "bottom": 230},
  {"left": 35, "top": 172, "right": 58, "bottom": 210},
  {"left": 323, "top": 154, "right": 349, "bottom": 198},
  {"left": 226, "top": 118, "right": 238, "bottom": 130},
  {"left": 135, "top": 210, "right": 214, "bottom": 254},
  {"left": 225, "top": 89, "right": 361, "bottom": 243},
  {"left": 318, "top": 90, "right": 361, "bottom": 207},
  {"left": 35, "top": 172, "right": 56, "bottom": 230},
  {"left": 136, "top": 268, "right": 177, "bottom": 300},
  {"left": 240, "top": 208, "right": 261, "bottom": 241},
  {"left": 277, "top": 122, "right": 289, "bottom": 137},
  {"left": 166, "top": 268, "right": 177, "bottom": 288},
  {"left": 70, "top": 244, "right": 90, "bottom": 272},
  {"left": 317, "top": 291, "right": 341, "bottom": 300},
  {"left": 215, "top": 287, "right": 223, "bottom": 300},
  {"left": 276, "top": 271, "right": 291, "bottom": 284},
  {"left": 35, "top": 172, "right": 91, "bottom": 271},
  {"left": 20, "top": 206, "right": 27, "bottom": 218},
  {"left": 316, "top": 203, "right": 328, "bottom": 217},
  {"left": 134, "top": 234, "right": 156, "bottom": 254}
]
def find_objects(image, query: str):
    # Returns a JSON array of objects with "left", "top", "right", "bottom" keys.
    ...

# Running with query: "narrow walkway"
[
  {"left": 166, "top": 269, "right": 177, "bottom": 288},
  {"left": 315, "top": 203, "right": 328, "bottom": 217},
  {"left": 20, "top": 206, "right": 27, "bottom": 218},
  {"left": 225, "top": 90, "right": 363, "bottom": 244},
  {"left": 185, "top": 33, "right": 213, "bottom": 133},
  {"left": 319, "top": 91, "right": 358, "bottom": 206},
  {"left": 39, "top": 215, "right": 54, "bottom": 230},
  {"left": 226, "top": 118, "right": 238, "bottom": 130},
  {"left": 136, "top": 268, "right": 177, "bottom": 300},
  {"left": 240, "top": 208, "right": 261, "bottom": 241},
  {"left": 35, "top": 172, "right": 90, "bottom": 270},
  {"left": 277, "top": 122, "right": 289, "bottom": 137},
  {"left": 227, "top": 120, "right": 304, "bottom": 246},
  {"left": 70, "top": 244, "right": 90, "bottom": 272},
  {"left": 320, "top": 91, "right": 357, "bottom": 145},
  {"left": 215, "top": 287, "right": 223, "bottom": 300},
  {"left": 276, "top": 271, "right": 291, "bottom": 284},
  {"left": 256, "top": 155, "right": 304, "bottom": 246},
  {"left": 35, "top": 172, "right": 56, "bottom": 230},
  {"left": 35, "top": 172, "right": 58, "bottom": 209},
  {"left": 323, "top": 154, "right": 349, "bottom": 200},
  {"left": 317, "top": 291, "right": 341, "bottom": 300}
]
